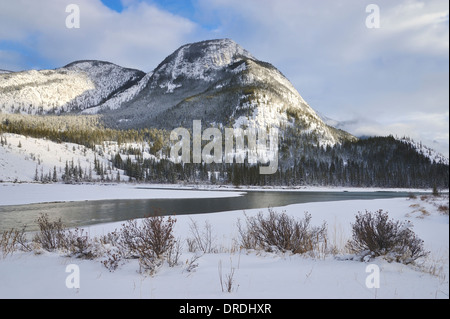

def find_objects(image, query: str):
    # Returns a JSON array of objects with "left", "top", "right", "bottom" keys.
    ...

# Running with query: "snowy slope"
[
  {"left": 0, "top": 133, "right": 124, "bottom": 182},
  {"left": 399, "top": 137, "right": 449, "bottom": 165},
  {"left": 82, "top": 72, "right": 154, "bottom": 114},
  {"left": 0, "top": 61, "right": 145, "bottom": 114}
]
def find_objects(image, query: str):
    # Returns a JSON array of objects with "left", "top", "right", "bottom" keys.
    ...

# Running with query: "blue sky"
[
  {"left": 0, "top": 0, "right": 449, "bottom": 157},
  {"left": 102, "top": 0, "right": 195, "bottom": 16},
  {"left": 101, "top": 0, "right": 124, "bottom": 12}
]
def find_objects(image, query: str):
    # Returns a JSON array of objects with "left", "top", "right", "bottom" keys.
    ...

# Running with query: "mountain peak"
[
  {"left": 153, "top": 39, "right": 255, "bottom": 85},
  {"left": 182, "top": 38, "right": 255, "bottom": 61},
  {"left": 164, "top": 38, "right": 254, "bottom": 65}
]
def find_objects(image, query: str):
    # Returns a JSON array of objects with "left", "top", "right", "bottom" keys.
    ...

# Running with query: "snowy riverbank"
[{"left": 0, "top": 183, "right": 448, "bottom": 299}]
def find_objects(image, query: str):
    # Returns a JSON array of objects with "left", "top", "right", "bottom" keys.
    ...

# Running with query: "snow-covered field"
[{"left": 0, "top": 184, "right": 448, "bottom": 299}]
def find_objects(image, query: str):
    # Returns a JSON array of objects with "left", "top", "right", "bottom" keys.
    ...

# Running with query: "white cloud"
[
  {"left": 339, "top": 111, "right": 449, "bottom": 157},
  {"left": 0, "top": 0, "right": 198, "bottom": 71},
  {"left": 375, "top": 0, "right": 449, "bottom": 55}
]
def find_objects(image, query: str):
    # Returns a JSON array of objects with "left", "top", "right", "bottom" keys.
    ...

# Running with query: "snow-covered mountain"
[
  {"left": 0, "top": 61, "right": 144, "bottom": 114},
  {"left": 94, "top": 39, "right": 355, "bottom": 146},
  {"left": 0, "top": 40, "right": 355, "bottom": 146}
]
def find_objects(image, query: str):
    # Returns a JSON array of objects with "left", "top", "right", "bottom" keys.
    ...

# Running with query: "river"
[{"left": 0, "top": 188, "right": 418, "bottom": 232}]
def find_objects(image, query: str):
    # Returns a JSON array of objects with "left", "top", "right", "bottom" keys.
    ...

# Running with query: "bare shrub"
[
  {"left": 407, "top": 193, "right": 417, "bottom": 200},
  {"left": 167, "top": 237, "right": 183, "bottom": 267},
  {"left": 1, "top": 227, "right": 30, "bottom": 258},
  {"left": 346, "top": 210, "right": 429, "bottom": 264},
  {"left": 32, "top": 213, "right": 97, "bottom": 258},
  {"left": 64, "top": 228, "right": 99, "bottom": 259},
  {"left": 119, "top": 215, "right": 177, "bottom": 273},
  {"left": 218, "top": 260, "right": 237, "bottom": 293},
  {"left": 102, "top": 247, "right": 122, "bottom": 272},
  {"left": 33, "top": 213, "right": 67, "bottom": 251},
  {"left": 238, "top": 208, "right": 327, "bottom": 255},
  {"left": 183, "top": 253, "right": 201, "bottom": 273},
  {"left": 437, "top": 204, "right": 449, "bottom": 215},
  {"left": 187, "top": 218, "right": 217, "bottom": 253},
  {"left": 99, "top": 230, "right": 124, "bottom": 271},
  {"left": 99, "top": 230, "right": 121, "bottom": 247}
]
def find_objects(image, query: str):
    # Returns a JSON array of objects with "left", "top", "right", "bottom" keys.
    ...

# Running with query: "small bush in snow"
[
  {"left": 32, "top": 213, "right": 99, "bottom": 259},
  {"left": 1, "top": 227, "right": 30, "bottom": 258},
  {"left": 346, "top": 210, "right": 429, "bottom": 264},
  {"left": 33, "top": 213, "right": 67, "bottom": 252},
  {"left": 118, "top": 215, "right": 177, "bottom": 274},
  {"left": 99, "top": 230, "right": 124, "bottom": 271},
  {"left": 187, "top": 219, "right": 217, "bottom": 254},
  {"left": 102, "top": 247, "right": 123, "bottom": 272},
  {"left": 238, "top": 208, "right": 327, "bottom": 255},
  {"left": 63, "top": 228, "right": 101, "bottom": 259}
]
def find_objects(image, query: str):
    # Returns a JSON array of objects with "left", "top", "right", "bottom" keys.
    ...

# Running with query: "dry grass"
[
  {"left": 418, "top": 248, "right": 448, "bottom": 284},
  {"left": 218, "top": 259, "right": 237, "bottom": 293},
  {"left": 408, "top": 194, "right": 449, "bottom": 218},
  {"left": 437, "top": 204, "right": 449, "bottom": 215},
  {"left": 329, "top": 219, "right": 350, "bottom": 255}
]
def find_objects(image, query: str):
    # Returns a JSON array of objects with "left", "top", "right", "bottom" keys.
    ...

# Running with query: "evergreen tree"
[{"left": 52, "top": 166, "right": 57, "bottom": 182}]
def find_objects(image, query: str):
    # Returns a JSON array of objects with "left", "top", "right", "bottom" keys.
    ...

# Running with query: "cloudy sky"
[{"left": 1, "top": 0, "right": 448, "bottom": 156}]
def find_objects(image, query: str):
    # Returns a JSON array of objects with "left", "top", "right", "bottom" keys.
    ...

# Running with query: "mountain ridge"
[
  {"left": 0, "top": 39, "right": 356, "bottom": 150},
  {"left": 0, "top": 60, "right": 145, "bottom": 115}
]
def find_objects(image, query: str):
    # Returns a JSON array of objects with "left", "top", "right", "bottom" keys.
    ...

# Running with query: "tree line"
[{"left": 1, "top": 114, "right": 448, "bottom": 188}]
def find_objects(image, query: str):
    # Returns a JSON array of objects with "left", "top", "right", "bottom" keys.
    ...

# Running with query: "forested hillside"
[{"left": 1, "top": 113, "right": 447, "bottom": 188}]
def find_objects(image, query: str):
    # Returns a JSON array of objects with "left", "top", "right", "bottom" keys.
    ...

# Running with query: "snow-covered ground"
[
  {"left": 0, "top": 184, "right": 448, "bottom": 299},
  {"left": 0, "top": 133, "right": 123, "bottom": 182}
]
